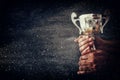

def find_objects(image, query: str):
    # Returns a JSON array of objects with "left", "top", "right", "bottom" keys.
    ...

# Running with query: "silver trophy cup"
[{"left": 71, "top": 12, "right": 109, "bottom": 50}]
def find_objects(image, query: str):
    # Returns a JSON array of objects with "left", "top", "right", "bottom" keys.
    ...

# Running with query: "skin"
[{"left": 74, "top": 35, "right": 120, "bottom": 74}]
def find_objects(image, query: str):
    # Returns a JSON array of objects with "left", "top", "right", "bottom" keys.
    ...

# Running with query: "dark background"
[{"left": 0, "top": 0, "right": 120, "bottom": 80}]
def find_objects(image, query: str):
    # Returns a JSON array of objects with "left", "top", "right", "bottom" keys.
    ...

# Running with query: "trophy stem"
[
  {"left": 90, "top": 34, "right": 96, "bottom": 50},
  {"left": 92, "top": 43, "right": 96, "bottom": 50}
]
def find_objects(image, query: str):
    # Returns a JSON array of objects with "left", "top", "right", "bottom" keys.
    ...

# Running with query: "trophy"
[{"left": 71, "top": 12, "right": 109, "bottom": 50}]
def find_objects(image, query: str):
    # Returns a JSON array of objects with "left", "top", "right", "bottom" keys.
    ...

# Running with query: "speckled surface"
[{"left": 0, "top": 0, "right": 120, "bottom": 80}]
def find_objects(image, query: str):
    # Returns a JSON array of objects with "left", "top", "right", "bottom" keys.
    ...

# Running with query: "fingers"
[
  {"left": 74, "top": 35, "right": 83, "bottom": 42},
  {"left": 77, "top": 70, "right": 85, "bottom": 74},
  {"left": 79, "top": 37, "right": 93, "bottom": 47},
  {"left": 74, "top": 35, "right": 94, "bottom": 55},
  {"left": 79, "top": 53, "right": 95, "bottom": 65},
  {"left": 77, "top": 50, "right": 108, "bottom": 74},
  {"left": 79, "top": 41, "right": 94, "bottom": 54},
  {"left": 78, "top": 52, "right": 95, "bottom": 74},
  {"left": 74, "top": 35, "right": 89, "bottom": 43},
  {"left": 77, "top": 63, "right": 96, "bottom": 74},
  {"left": 80, "top": 55, "right": 88, "bottom": 60},
  {"left": 81, "top": 46, "right": 91, "bottom": 55}
]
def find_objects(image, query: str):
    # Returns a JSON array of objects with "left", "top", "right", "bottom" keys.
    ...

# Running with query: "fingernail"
[
  {"left": 89, "top": 38, "right": 92, "bottom": 41},
  {"left": 77, "top": 71, "right": 85, "bottom": 74},
  {"left": 74, "top": 38, "right": 78, "bottom": 42},
  {"left": 89, "top": 41, "right": 93, "bottom": 45},
  {"left": 77, "top": 71, "right": 80, "bottom": 74},
  {"left": 74, "top": 39, "right": 76, "bottom": 42}
]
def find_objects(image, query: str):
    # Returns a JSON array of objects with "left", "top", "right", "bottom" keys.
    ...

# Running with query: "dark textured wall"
[{"left": 0, "top": 0, "right": 119, "bottom": 80}]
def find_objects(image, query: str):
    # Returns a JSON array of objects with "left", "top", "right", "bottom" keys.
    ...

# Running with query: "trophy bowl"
[{"left": 71, "top": 12, "right": 109, "bottom": 35}]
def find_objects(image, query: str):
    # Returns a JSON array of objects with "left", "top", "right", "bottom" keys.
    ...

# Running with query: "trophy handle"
[
  {"left": 71, "top": 12, "right": 82, "bottom": 34},
  {"left": 101, "top": 16, "right": 109, "bottom": 33}
]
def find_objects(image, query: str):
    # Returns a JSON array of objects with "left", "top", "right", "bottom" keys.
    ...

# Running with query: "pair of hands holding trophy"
[
  {"left": 71, "top": 12, "right": 110, "bottom": 74},
  {"left": 75, "top": 35, "right": 109, "bottom": 74}
]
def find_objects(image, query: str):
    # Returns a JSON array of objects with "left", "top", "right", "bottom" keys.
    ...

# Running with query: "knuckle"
[
  {"left": 79, "top": 57, "right": 82, "bottom": 60},
  {"left": 79, "top": 47, "right": 83, "bottom": 52},
  {"left": 78, "top": 61, "right": 81, "bottom": 65}
]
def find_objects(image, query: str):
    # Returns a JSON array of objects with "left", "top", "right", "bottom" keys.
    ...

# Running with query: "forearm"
[{"left": 102, "top": 40, "right": 120, "bottom": 54}]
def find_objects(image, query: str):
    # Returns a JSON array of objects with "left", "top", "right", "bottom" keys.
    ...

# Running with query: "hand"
[
  {"left": 74, "top": 35, "right": 109, "bottom": 74},
  {"left": 78, "top": 49, "right": 108, "bottom": 74}
]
